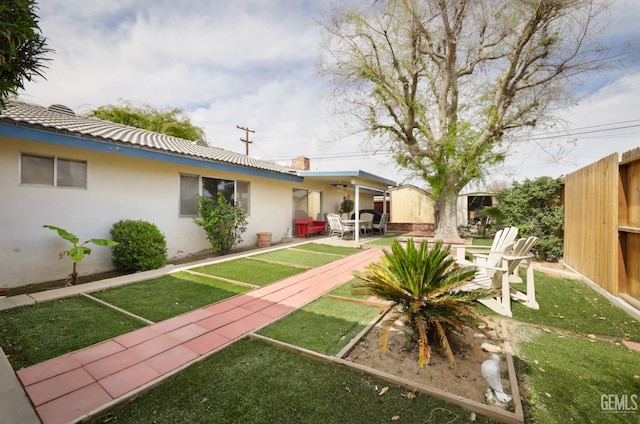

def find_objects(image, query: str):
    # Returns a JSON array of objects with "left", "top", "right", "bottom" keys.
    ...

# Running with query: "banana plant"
[{"left": 43, "top": 225, "right": 118, "bottom": 286}]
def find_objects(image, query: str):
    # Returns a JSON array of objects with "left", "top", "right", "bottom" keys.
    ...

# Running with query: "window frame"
[
  {"left": 20, "top": 153, "right": 88, "bottom": 189},
  {"left": 179, "top": 173, "right": 250, "bottom": 217}
]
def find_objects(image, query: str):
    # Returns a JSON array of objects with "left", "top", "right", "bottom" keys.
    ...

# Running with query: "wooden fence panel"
[
  {"left": 564, "top": 154, "right": 619, "bottom": 295},
  {"left": 627, "top": 234, "right": 640, "bottom": 300},
  {"left": 620, "top": 150, "right": 640, "bottom": 304}
]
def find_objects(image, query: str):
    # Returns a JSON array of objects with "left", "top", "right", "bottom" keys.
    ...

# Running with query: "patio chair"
[
  {"left": 456, "top": 226, "right": 519, "bottom": 267},
  {"left": 372, "top": 212, "right": 389, "bottom": 235},
  {"left": 501, "top": 236, "right": 538, "bottom": 308},
  {"left": 462, "top": 236, "right": 538, "bottom": 317},
  {"left": 360, "top": 212, "right": 374, "bottom": 235},
  {"left": 326, "top": 213, "right": 355, "bottom": 239}
]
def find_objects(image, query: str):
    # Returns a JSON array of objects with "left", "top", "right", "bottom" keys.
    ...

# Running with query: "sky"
[{"left": 18, "top": 0, "right": 640, "bottom": 191}]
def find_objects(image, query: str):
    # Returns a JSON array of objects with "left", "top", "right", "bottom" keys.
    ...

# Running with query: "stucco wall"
[{"left": 1, "top": 138, "right": 295, "bottom": 287}]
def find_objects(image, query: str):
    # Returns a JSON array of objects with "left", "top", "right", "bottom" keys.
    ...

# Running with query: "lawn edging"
[
  {"left": 251, "top": 305, "right": 526, "bottom": 424},
  {"left": 0, "top": 239, "right": 320, "bottom": 314}
]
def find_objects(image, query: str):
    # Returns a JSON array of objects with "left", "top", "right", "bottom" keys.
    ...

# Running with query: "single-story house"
[{"left": 0, "top": 101, "right": 395, "bottom": 288}]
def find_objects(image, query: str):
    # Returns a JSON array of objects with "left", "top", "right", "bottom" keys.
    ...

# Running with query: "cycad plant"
[{"left": 354, "top": 239, "right": 494, "bottom": 368}]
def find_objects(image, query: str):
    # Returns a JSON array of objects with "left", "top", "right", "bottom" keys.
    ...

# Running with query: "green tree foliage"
[
  {"left": 110, "top": 220, "right": 167, "bottom": 272},
  {"left": 497, "top": 177, "right": 564, "bottom": 261},
  {"left": 0, "top": 0, "right": 51, "bottom": 108},
  {"left": 194, "top": 192, "right": 248, "bottom": 254},
  {"left": 353, "top": 239, "right": 493, "bottom": 367},
  {"left": 321, "top": 0, "right": 625, "bottom": 240},
  {"left": 88, "top": 100, "right": 206, "bottom": 141}
]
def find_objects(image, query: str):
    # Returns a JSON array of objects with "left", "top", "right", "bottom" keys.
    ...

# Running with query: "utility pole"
[{"left": 237, "top": 125, "right": 255, "bottom": 155}]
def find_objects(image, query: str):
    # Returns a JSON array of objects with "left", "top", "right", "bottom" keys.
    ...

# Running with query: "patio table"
[{"left": 341, "top": 219, "right": 372, "bottom": 235}]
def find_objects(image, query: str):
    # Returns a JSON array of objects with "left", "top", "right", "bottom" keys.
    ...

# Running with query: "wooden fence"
[{"left": 564, "top": 148, "right": 640, "bottom": 309}]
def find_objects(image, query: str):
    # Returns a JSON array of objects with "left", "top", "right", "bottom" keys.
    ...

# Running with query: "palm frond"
[
  {"left": 460, "top": 326, "right": 486, "bottom": 357},
  {"left": 432, "top": 319, "right": 456, "bottom": 368},
  {"left": 415, "top": 317, "right": 431, "bottom": 368},
  {"left": 436, "top": 316, "right": 487, "bottom": 358},
  {"left": 377, "top": 310, "right": 402, "bottom": 354}
]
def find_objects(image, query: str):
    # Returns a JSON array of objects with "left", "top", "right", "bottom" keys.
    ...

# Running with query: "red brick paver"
[{"left": 16, "top": 247, "right": 383, "bottom": 424}]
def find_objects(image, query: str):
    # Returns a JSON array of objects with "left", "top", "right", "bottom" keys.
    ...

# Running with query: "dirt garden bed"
[
  {"left": 339, "top": 311, "right": 525, "bottom": 422},
  {"left": 345, "top": 321, "right": 496, "bottom": 403}
]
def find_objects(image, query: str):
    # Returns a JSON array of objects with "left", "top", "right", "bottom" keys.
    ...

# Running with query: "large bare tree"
[{"left": 321, "top": 0, "right": 630, "bottom": 241}]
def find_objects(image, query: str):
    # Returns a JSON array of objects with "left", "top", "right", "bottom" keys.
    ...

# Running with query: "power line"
[
  {"left": 264, "top": 118, "right": 640, "bottom": 162},
  {"left": 529, "top": 120, "right": 640, "bottom": 141}
]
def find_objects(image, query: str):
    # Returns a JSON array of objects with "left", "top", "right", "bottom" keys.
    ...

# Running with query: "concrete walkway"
[{"left": 3, "top": 245, "right": 383, "bottom": 424}]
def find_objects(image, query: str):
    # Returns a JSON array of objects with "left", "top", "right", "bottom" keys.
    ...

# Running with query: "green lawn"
[
  {"left": 190, "top": 258, "right": 304, "bottom": 285},
  {"left": 500, "top": 271, "right": 640, "bottom": 423},
  {"left": 3, "top": 240, "right": 640, "bottom": 423},
  {"left": 91, "top": 272, "right": 251, "bottom": 322},
  {"left": 0, "top": 296, "right": 145, "bottom": 369},
  {"left": 515, "top": 330, "right": 640, "bottom": 424},
  {"left": 477, "top": 271, "right": 640, "bottom": 342},
  {"left": 257, "top": 297, "right": 382, "bottom": 355},
  {"left": 293, "top": 242, "right": 361, "bottom": 256},
  {"left": 90, "top": 338, "right": 495, "bottom": 424},
  {"left": 365, "top": 233, "right": 405, "bottom": 246},
  {"left": 252, "top": 249, "right": 340, "bottom": 267},
  {"left": 327, "top": 278, "right": 372, "bottom": 300}
]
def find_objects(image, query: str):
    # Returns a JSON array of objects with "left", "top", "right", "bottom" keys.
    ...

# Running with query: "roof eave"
[
  {"left": 0, "top": 122, "right": 303, "bottom": 182},
  {"left": 297, "top": 169, "right": 397, "bottom": 188}
]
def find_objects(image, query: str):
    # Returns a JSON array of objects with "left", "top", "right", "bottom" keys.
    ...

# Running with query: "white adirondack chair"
[
  {"left": 462, "top": 236, "right": 538, "bottom": 317},
  {"left": 501, "top": 236, "right": 538, "bottom": 310},
  {"left": 456, "top": 226, "right": 519, "bottom": 267}
]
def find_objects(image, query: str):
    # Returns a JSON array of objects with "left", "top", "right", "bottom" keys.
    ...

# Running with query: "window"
[
  {"left": 180, "top": 174, "right": 250, "bottom": 216},
  {"left": 20, "top": 154, "right": 87, "bottom": 188},
  {"left": 293, "top": 189, "right": 322, "bottom": 220},
  {"left": 57, "top": 158, "right": 87, "bottom": 188},
  {"left": 236, "top": 181, "right": 250, "bottom": 212},
  {"left": 180, "top": 175, "right": 199, "bottom": 215},
  {"left": 21, "top": 154, "right": 53, "bottom": 185}
]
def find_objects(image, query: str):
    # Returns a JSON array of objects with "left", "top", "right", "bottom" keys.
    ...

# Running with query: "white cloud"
[
  {"left": 494, "top": 71, "right": 640, "bottom": 182},
  {"left": 20, "top": 0, "right": 640, "bottom": 186}
]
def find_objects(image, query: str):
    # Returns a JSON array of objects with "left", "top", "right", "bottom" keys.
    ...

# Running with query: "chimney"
[{"left": 292, "top": 156, "right": 310, "bottom": 171}]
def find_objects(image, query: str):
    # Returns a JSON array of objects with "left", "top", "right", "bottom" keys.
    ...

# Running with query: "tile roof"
[{"left": 0, "top": 100, "right": 297, "bottom": 176}]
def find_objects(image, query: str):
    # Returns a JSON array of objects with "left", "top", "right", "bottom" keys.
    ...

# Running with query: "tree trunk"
[
  {"left": 433, "top": 189, "right": 464, "bottom": 244},
  {"left": 67, "top": 262, "right": 79, "bottom": 286}
]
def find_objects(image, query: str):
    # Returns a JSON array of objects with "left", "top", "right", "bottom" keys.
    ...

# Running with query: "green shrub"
[
  {"left": 194, "top": 193, "right": 248, "bottom": 254},
  {"left": 496, "top": 177, "right": 564, "bottom": 261},
  {"left": 110, "top": 220, "right": 167, "bottom": 271}
]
